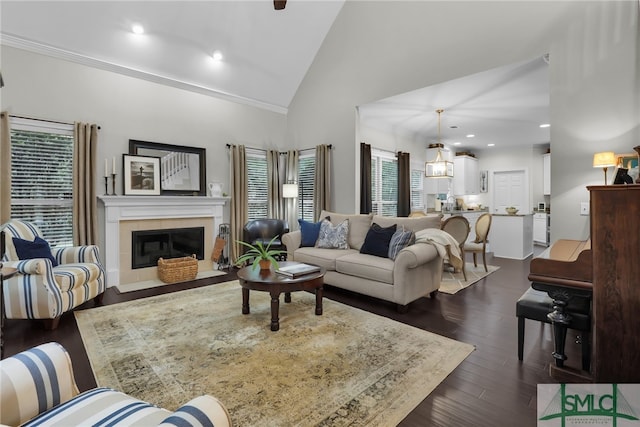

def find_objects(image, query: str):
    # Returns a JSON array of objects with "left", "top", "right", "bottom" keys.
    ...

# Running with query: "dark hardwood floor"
[{"left": 3, "top": 250, "right": 584, "bottom": 426}]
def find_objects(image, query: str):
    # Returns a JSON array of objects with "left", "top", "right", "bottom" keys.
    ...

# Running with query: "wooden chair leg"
[
  {"left": 42, "top": 317, "right": 61, "bottom": 330},
  {"left": 460, "top": 249, "right": 467, "bottom": 281},
  {"left": 482, "top": 251, "right": 488, "bottom": 272},
  {"left": 472, "top": 252, "right": 478, "bottom": 267},
  {"left": 396, "top": 303, "right": 409, "bottom": 314}
]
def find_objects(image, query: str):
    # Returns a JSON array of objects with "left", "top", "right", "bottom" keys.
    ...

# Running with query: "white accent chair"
[{"left": 0, "top": 220, "right": 105, "bottom": 329}]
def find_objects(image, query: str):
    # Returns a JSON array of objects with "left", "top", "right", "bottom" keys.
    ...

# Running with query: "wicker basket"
[{"left": 157, "top": 254, "right": 198, "bottom": 284}]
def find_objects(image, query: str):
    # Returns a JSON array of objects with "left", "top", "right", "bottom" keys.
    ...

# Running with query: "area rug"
[
  {"left": 75, "top": 280, "right": 474, "bottom": 426},
  {"left": 439, "top": 263, "right": 500, "bottom": 294},
  {"left": 114, "top": 269, "right": 227, "bottom": 293}
]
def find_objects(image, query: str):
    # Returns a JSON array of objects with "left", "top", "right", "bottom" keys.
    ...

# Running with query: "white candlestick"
[
  {"left": 105, "top": 159, "right": 108, "bottom": 177},
  {"left": 112, "top": 157, "right": 116, "bottom": 175}
]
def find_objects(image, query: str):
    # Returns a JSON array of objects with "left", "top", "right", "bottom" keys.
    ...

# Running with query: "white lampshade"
[
  {"left": 592, "top": 152, "right": 616, "bottom": 168},
  {"left": 283, "top": 183, "right": 298, "bottom": 198},
  {"left": 593, "top": 151, "right": 617, "bottom": 185}
]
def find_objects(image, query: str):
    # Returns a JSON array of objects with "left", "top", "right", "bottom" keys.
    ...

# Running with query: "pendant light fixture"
[{"left": 425, "top": 109, "right": 454, "bottom": 178}]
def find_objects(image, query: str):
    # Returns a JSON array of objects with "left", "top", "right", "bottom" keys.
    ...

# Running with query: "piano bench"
[{"left": 516, "top": 287, "right": 591, "bottom": 371}]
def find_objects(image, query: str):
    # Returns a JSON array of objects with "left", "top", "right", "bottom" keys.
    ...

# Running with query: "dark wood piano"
[
  {"left": 528, "top": 239, "right": 593, "bottom": 382},
  {"left": 529, "top": 184, "right": 640, "bottom": 383}
]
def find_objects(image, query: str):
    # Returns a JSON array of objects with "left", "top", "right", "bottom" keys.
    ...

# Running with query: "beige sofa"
[{"left": 282, "top": 211, "right": 443, "bottom": 312}]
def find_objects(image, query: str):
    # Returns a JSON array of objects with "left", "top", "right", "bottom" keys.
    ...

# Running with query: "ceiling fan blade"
[{"left": 274, "top": 0, "right": 286, "bottom": 10}]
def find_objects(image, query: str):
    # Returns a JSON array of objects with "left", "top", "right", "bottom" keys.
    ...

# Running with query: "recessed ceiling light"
[
  {"left": 466, "top": 134, "right": 475, "bottom": 138},
  {"left": 487, "top": 143, "right": 495, "bottom": 147},
  {"left": 132, "top": 24, "right": 144, "bottom": 35},
  {"left": 539, "top": 123, "right": 550, "bottom": 128},
  {"left": 212, "top": 50, "right": 223, "bottom": 62},
  {"left": 453, "top": 142, "right": 461, "bottom": 146},
  {"left": 449, "top": 125, "right": 458, "bottom": 129}
]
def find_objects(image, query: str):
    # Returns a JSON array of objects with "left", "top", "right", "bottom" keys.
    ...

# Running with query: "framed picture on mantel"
[{"left": 123, "top": 154, "right": 161, "bottom": 196}]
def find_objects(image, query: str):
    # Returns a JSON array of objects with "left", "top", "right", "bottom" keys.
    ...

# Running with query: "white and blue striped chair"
[
  {"left": 0, "top": 342, "right": 232, "bottom": 426},
  {"left": 0, "top": 220, "right": 106, "bottom": 329}
]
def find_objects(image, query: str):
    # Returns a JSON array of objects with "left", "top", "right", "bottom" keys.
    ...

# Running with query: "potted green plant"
[{"left": 235, "top": 236, "right": 287, "bottom": 270}]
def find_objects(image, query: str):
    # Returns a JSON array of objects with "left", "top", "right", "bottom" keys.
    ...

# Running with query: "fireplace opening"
[{"left": 132, "top": 227, "right": 204, "bottom": 269}]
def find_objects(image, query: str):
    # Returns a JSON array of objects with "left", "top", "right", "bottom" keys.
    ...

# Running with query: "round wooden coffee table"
[{"left": 237, "top": 261, "right": 325, "bottom": 331}]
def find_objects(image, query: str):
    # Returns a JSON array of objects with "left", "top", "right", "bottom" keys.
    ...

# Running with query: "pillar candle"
[
  {"left": 105, "top": 159, "right": 108, "bottom": 177},
  {"left": 112, "top": 157, "right": 116, "bottom": 175}
]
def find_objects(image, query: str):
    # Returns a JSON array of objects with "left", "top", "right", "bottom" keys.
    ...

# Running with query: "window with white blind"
[
  {"left": 410, "top": 167, "right": 424, "bottom": 210},
  {"left": 10, "top": 117, "right": 74, "bottom": 247},
  {"left": 371, "top": 148, "right": 397, "bottom": 216},
  {"left": 246, "top": 150, "right": 268, "bottom": 220},
  {"left": 298, "top": 152, "right": 315, "bottom": 222}
]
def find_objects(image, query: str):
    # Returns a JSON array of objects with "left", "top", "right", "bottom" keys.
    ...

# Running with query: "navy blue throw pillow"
[
  {"left": 12, "top": 236, "right": 58, "bottom": 267},
  {"left": 298, "top": 219, "right": 322, "bottom": 247},
  {"left": 360, "top": 223, "right": 397, "bottom": 258}
]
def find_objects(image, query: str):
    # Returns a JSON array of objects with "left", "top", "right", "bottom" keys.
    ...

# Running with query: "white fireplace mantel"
[{"left": 98, "top": 195, "right": 229, "bottom": 286}]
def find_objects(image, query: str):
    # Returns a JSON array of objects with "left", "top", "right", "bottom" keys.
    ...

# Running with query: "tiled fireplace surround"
[{"left": 98, "top": 196, "right": 228, "bottom": 287}]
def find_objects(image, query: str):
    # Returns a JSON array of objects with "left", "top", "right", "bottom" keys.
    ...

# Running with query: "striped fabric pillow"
[{"left": 387, "top": 227, "right": 415, "bottom": 260}]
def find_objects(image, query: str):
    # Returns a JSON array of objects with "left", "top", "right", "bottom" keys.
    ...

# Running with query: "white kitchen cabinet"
[
  {"left": 533, "top": 212, "right": 548, "bottom": 246},
  {"left": 543, "top": 153, "right": 550, "bottom": 195},
  {"left": 425, "top": 146, "right": 452, "bottom": 194},
  {"left": 453, "top": 155, "right": 479, "bottom": 195}
]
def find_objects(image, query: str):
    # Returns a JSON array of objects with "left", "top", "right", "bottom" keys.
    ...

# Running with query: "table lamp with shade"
[{"left": 593, "top": 151, "right": 616, "bottom": 184}]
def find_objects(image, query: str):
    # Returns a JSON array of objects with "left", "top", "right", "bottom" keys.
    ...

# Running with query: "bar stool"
[{"left": 516, "top": 287, "right": 591, "bottom": 371}]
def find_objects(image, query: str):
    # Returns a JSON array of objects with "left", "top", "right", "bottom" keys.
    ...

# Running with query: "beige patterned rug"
[
  {"left": 439, "top": 263, "right": 500, "bottom": 294},
  {"left": 75, "top": 280, "right": 474, "bottom": 426}
]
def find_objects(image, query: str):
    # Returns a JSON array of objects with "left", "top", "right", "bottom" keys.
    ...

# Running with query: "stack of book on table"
[{"left": 276, "top": 262, "right": 321, "bottom": 278}]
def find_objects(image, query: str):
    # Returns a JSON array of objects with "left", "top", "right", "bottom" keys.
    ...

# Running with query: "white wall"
[
  {"left": 548, "top": 1, "right": 640, "bottom": 240},
  {"left": 287, "top": 1, "right": 639, "bottom": 242},
  {"left": 1, "top": 45, "right": 288, "bottom": 243}
]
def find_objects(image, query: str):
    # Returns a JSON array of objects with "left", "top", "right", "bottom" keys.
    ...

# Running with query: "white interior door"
[{"left": 492, "top": 170, "right": 528, "bottom": 214}]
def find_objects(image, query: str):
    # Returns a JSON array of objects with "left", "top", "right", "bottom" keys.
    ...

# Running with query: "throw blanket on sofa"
[{"left": 414, "top": 228, "right": 463, "bottom": 270}]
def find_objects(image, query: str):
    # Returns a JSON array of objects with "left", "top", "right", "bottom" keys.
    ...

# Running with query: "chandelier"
[{"left": 425, "top": 109, "right": 454, "bottom": 178}]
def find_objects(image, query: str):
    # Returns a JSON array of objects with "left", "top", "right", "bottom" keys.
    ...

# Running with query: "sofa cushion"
[
  {"left": 12, "top": 236, "right": 58, "bottom": 267},
  {"left": 320, "top": 210, "right": 372, "bottom": 250},
  {"left": 316, "top": 219, "right": 349, "bottom": 249},
  {"left": 360, "top": 223, "right": 397, "bottom": 258},
  {"left": 388, "top": 227, "right": 415, "bottom": 260},
  {"left": 298, "top": 218, "right": 322, "bottom": 247},
  {"left": 335, "top": 252, "right": 394, "bottom": 284},
  {"left": 293, "top": 247, "right": 358, "bottom": 271},
  {"left": 372, "top": 214, "right": 442, "bottom": 232}
]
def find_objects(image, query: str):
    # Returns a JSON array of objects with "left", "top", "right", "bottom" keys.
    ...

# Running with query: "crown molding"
[{"left": 1, "top": 33, "right": 288, "bottom": 115}]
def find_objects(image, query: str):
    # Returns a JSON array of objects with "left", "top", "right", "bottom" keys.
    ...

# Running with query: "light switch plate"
[{"left": 580, "top": 202, "right": 590, "bottom": 216}]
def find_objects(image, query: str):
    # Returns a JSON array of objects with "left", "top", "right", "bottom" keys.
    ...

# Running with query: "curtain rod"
[
  {"left": 9, "top": 114, "right": 101, "bottom": 130},
  {"left": 226, "top": 143, "right": 333, "bottom": 154}
]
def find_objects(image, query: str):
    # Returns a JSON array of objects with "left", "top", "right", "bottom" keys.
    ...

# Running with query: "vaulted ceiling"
[{"left": 1, "top": 1, "right": 550, "bottom": 149}]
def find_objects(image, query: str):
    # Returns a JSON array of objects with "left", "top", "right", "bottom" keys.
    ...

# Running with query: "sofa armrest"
[
  {"left": 159, "top": 395, "right": 232, "bottom": 427},
  {"left": 393, "top": 243, "right": 440, "bottom": 270},
  {"left": 9, "top": 259, "right": 48, "bottom": 275},
  {"left": 0, "top": 342, "right": 79, "bottom": 426},
  {"left": 282, "top": 230, "right": 302, "bottom": 259},
  {"left": 53, "top": 245, "right": 102, "bottom": 264}
]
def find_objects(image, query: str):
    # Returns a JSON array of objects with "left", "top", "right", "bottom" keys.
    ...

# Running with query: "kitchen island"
[{"left": 491, "top": 213, "right": 533, "bottom": 259}]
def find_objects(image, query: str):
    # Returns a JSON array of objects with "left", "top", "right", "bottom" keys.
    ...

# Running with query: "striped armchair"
[
  {"left": 0, "top": 342, "right": 232, "bottom": 427},
  {"left": 0, "top": 220, "right": 105, "bottom": 329}
]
